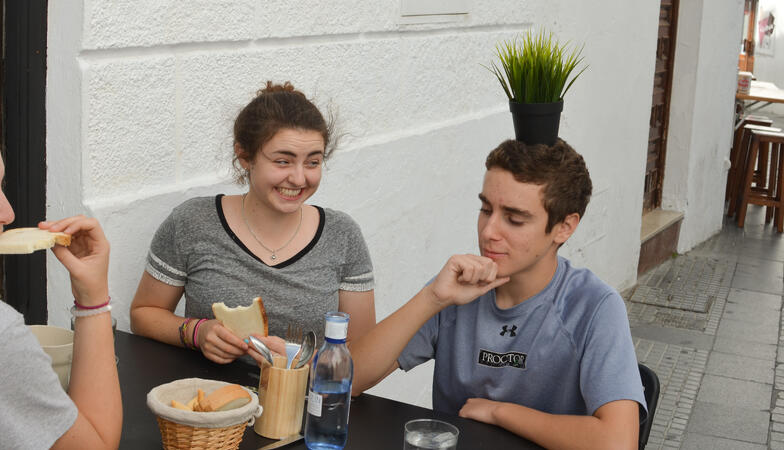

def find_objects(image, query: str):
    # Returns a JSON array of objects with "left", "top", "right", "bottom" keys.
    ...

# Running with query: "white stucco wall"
[
  {"left": 663, "top": 0, "right": 744, "bottom": 252},
  {"left": 46, "top": 1, "right": 667, "bottom": 407}
]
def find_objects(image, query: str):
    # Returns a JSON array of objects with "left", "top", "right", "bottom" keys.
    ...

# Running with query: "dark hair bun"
[{"left": 257, "top": 81, "right": 297, "bottom": 96}]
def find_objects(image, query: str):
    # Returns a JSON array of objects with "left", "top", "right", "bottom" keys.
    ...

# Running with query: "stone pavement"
[{"left": 624, "top": 205, "right": 784, "bottom": 449}]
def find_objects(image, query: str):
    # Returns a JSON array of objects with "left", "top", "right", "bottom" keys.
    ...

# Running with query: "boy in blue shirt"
[{"left": 352, "top": 139, "right": 645, "bottom": 449}]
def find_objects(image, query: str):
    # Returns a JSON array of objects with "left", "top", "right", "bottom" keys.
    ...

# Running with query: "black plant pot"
[{"left": 509, "top": 100, "right": 564, "bottom": 146}]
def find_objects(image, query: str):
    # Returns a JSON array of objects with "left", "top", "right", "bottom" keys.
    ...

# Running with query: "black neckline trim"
[{"left": 215, "top": 194, "right": 325, "bottom": 269}]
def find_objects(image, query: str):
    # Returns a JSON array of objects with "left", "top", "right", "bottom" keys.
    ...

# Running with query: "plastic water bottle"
[{"left": 304, "top": 311, "right": 353, "bottom": 450}]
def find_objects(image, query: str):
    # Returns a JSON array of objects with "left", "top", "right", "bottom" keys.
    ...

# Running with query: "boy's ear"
[
  {"left": 234, "top": 143, "right": 250, "bottom": 169},
  {"left": 553, "top": 213, "right": 580, "bottom": 245}
]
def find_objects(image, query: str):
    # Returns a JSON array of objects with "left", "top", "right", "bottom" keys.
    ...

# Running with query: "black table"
[{"left": 116, "top": 331, "right": 541, "bottom": 449}]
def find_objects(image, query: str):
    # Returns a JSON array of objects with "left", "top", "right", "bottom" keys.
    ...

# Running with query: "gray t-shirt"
[
  {"left": 399, "top": 256, "right": 646, "bottom": 418},
  {"left": 146, "top": 195, "right": 374, "bottom": 342},
  {"left": 0, "top": 301, "right": 78, "bottom": 449}
]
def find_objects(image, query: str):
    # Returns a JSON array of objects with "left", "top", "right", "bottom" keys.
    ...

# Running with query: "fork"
[{"left": 284, "top": 323, "right": 303, "bottom": 369}]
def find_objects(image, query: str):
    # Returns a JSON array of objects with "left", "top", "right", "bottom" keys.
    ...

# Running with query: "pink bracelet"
[
  {"left": 73, "top": 296, "right": 111, "bottom": 310},
  {"left": 192, "top": 319, "right": 207, "bottom": 349}
]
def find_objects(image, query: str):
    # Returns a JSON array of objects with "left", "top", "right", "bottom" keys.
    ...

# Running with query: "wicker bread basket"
[{"left": 147, "top": 378, "right": 262, "bottom": 450}]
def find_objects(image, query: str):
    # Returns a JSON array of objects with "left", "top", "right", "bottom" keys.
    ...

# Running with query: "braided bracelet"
[
  {"left": 73, "top": 296, "right": 111, "bottom": 310},
  {"left": 70, "top": 304, "right": 112, "bottom": 317},
  {"left": 179, "top": 318, "right": 194, "bottom": 348},
  {"left": 192, "top": 318, "right": 207, "bottom": 349}
]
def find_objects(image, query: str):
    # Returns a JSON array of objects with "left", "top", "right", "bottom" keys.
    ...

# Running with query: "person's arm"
[
  {"left": 459, "top": 397, "right": 639, "bottom": 450},
  {"left": 130, "top": 272, "right": 248, "bottom": 364},
  {"left": 339, "top": 289, "right": 375, "bottom": 348},
  {"left": 37, "top": 216, "right": 122, "bottom": 450},
  {"left": 351, "top": 255, "right": 508, "bottom": 396}
]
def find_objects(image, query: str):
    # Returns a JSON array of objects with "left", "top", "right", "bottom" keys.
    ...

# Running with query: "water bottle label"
[{"left": 307, "top": 390, "right": 323, "bottom": 417}]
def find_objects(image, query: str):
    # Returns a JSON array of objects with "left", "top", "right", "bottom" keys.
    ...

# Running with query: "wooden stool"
[
  {"left": 736, "top": 129, "right": 784, "bottom": 232},
  {"left": 727, "top": 123, "right": 782, "bottom": 217},
  {"left": 727, "top": 116, "right": 773, "bottom": 203}
]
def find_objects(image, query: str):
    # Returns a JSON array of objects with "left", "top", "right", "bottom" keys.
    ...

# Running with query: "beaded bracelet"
[
  {"left": 192, "top": 318, "right": 207, "bottom": 349},
  {"left": 70, "top": 304, "right": 112, "bottom": 317},
  {"left": 73, "top": 296, "right": 111, "bottom": 310},
  {"left": 179, "top": 318, "right": 194, "bottom": 349}
]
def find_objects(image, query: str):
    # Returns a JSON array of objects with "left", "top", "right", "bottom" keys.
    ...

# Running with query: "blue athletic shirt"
[{"left": 398, "top": 256, "right": 647, "bottom": 418}]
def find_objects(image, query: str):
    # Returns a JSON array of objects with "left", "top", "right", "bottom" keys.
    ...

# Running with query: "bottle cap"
[{"left": 324, "top": 311, "right": 349, "bottom": 340}]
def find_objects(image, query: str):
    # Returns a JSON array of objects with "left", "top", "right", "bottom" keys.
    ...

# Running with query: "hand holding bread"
[
  {"left": 197, "top": 297, "right": 270, "bottom": 365},
  {"left": 193, "top": 320, "right": 250, "bottom": 365},
  {"left": 39, "top": 216, "right": 110, "bottom": 307}
]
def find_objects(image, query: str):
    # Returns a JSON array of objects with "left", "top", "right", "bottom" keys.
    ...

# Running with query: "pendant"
[{"left": 271, "top": 253, "right": 277, "bottom": 260}]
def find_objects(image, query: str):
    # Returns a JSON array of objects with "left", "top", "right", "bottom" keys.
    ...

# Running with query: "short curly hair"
[{"left": 485, "top": 139, "right": 592, "bottom": 233}]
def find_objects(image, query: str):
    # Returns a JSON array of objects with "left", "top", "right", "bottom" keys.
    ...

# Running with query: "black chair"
[{"left": 638, "top": 363, "right": 660, "bottom": 450}]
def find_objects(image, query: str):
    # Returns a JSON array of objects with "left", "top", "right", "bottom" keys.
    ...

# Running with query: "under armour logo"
[{"left": 500, "top": 325, "right": 517, "bottom": 337}]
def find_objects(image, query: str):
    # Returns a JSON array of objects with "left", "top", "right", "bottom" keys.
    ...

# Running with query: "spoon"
[
  {"left": 293, "top": 331, "right": 316, "bottom": 369},
  {"left": 247, "top": 335, "right": 274, "bottom": 366}
]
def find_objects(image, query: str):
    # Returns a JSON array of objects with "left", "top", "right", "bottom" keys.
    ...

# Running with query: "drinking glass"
[{"left": 404, "top": 419, "right": 459, "bottom": 450}]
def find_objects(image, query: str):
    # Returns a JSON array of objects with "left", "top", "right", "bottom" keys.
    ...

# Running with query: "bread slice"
[
  {"left": 199, "top": 384, "right": 251, "bottom": 412},
  {"left": 212, "top": 297, "right": 269, "bottom": 340},
  {"left": 171, "top": 400, "right": 191, "bottom": 411},
  {"left": 0, "top": 227, "right": 71, "bottom": 254}
]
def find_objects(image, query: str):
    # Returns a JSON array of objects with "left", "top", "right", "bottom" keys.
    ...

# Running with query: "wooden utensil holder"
[{"left": 254, "top": 355, "right": 309, "bottom": 439}]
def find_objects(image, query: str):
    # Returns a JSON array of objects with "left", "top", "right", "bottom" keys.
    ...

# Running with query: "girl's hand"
[
  {"left": 40, "top": 216, "right": 110, "bottom": 307},
  {"left": 196, "top": 320, "right": 248, "bottom": 364},
  {"left": 246, "top": 334, "right": 286, "bottom": 367}
]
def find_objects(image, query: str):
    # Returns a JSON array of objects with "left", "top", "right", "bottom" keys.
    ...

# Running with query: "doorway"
[
  {"left": 643, "top": 0, "right": 679, "bottom": 213},
  {"left": 2, "top": 0, "right": 49, "bottom": 324}
]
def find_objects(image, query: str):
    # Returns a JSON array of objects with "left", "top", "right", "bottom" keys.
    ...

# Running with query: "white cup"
[
  {"left": 28, "top": 325, "right": 74, "bottom": 391},
  {"left": 738, "top": 71, "right": 753, "bottom": 94}
]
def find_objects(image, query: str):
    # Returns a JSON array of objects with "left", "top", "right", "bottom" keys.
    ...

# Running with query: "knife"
[{"left": 257, "top": 433, "right": 304, "bottom": 449}]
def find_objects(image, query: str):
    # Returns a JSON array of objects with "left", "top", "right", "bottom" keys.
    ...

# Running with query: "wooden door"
[
  {"left": 643, "top": 0, "right": 679, "bottom": 213},
  {"left": 738, "top": 0, "right": 757, "bottom": 72}
]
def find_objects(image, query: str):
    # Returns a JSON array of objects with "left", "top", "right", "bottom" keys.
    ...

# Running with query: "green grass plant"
[{"left": 489, "top": 30, "right": 587, "bottom": 104}]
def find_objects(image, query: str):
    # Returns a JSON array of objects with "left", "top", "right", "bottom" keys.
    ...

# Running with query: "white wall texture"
[
  {"left": 663, "top": 0, "right": 745, "bottom": 252},
  {"left": 43, "top": 0, "right": 736, "bottom": 407}
]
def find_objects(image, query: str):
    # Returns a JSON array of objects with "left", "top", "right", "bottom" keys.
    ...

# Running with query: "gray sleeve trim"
[
  {"left": 339, "top": 280, "right": 375, "bottom": 291},
  {"left": 150, "top": 252, "right": 187, "bottom": 277},
  {"left": 145, "top": 261, "right": 186, "bottom": 287},
  {"left": 339, "top": 271, "right": 374, "bottom": 291}
]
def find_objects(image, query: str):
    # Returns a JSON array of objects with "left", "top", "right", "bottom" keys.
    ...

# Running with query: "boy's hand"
[
  {"left": 459, "top": 397, "right": 502, "bottom": 425},
  {"left": 40, "top": 216, "right": 110, "bottom": 307},
  {"left": 428, "top": 254, "right": 509, "bottom": 307}
]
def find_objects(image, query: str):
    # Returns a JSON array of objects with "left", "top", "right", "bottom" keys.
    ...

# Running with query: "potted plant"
[{"left": 489, "top": 30, "right": 587, "bottom": 145}]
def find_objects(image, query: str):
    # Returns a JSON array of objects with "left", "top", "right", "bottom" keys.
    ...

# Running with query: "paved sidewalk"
[{"left": 624, "top": 205, "right": 784, "bottom": 449}]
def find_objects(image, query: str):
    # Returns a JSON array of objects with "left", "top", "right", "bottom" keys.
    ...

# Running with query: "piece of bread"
[
  {"left": 198, "top": 384, "right": 251, "bottom": 412},
  {"left": 212, "top": 297, "right": 268, "bottom": 340},
  {"left": 171, "top": 400, "right": 190, "bottom": 411},
  {"left": 0, "top": 227, "right": 71, "bottom": 254}
]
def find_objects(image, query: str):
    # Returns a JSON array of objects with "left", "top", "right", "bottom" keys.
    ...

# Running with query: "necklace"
[{"left": 241, "top": 193, "right": 303, "bottom": 261}]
